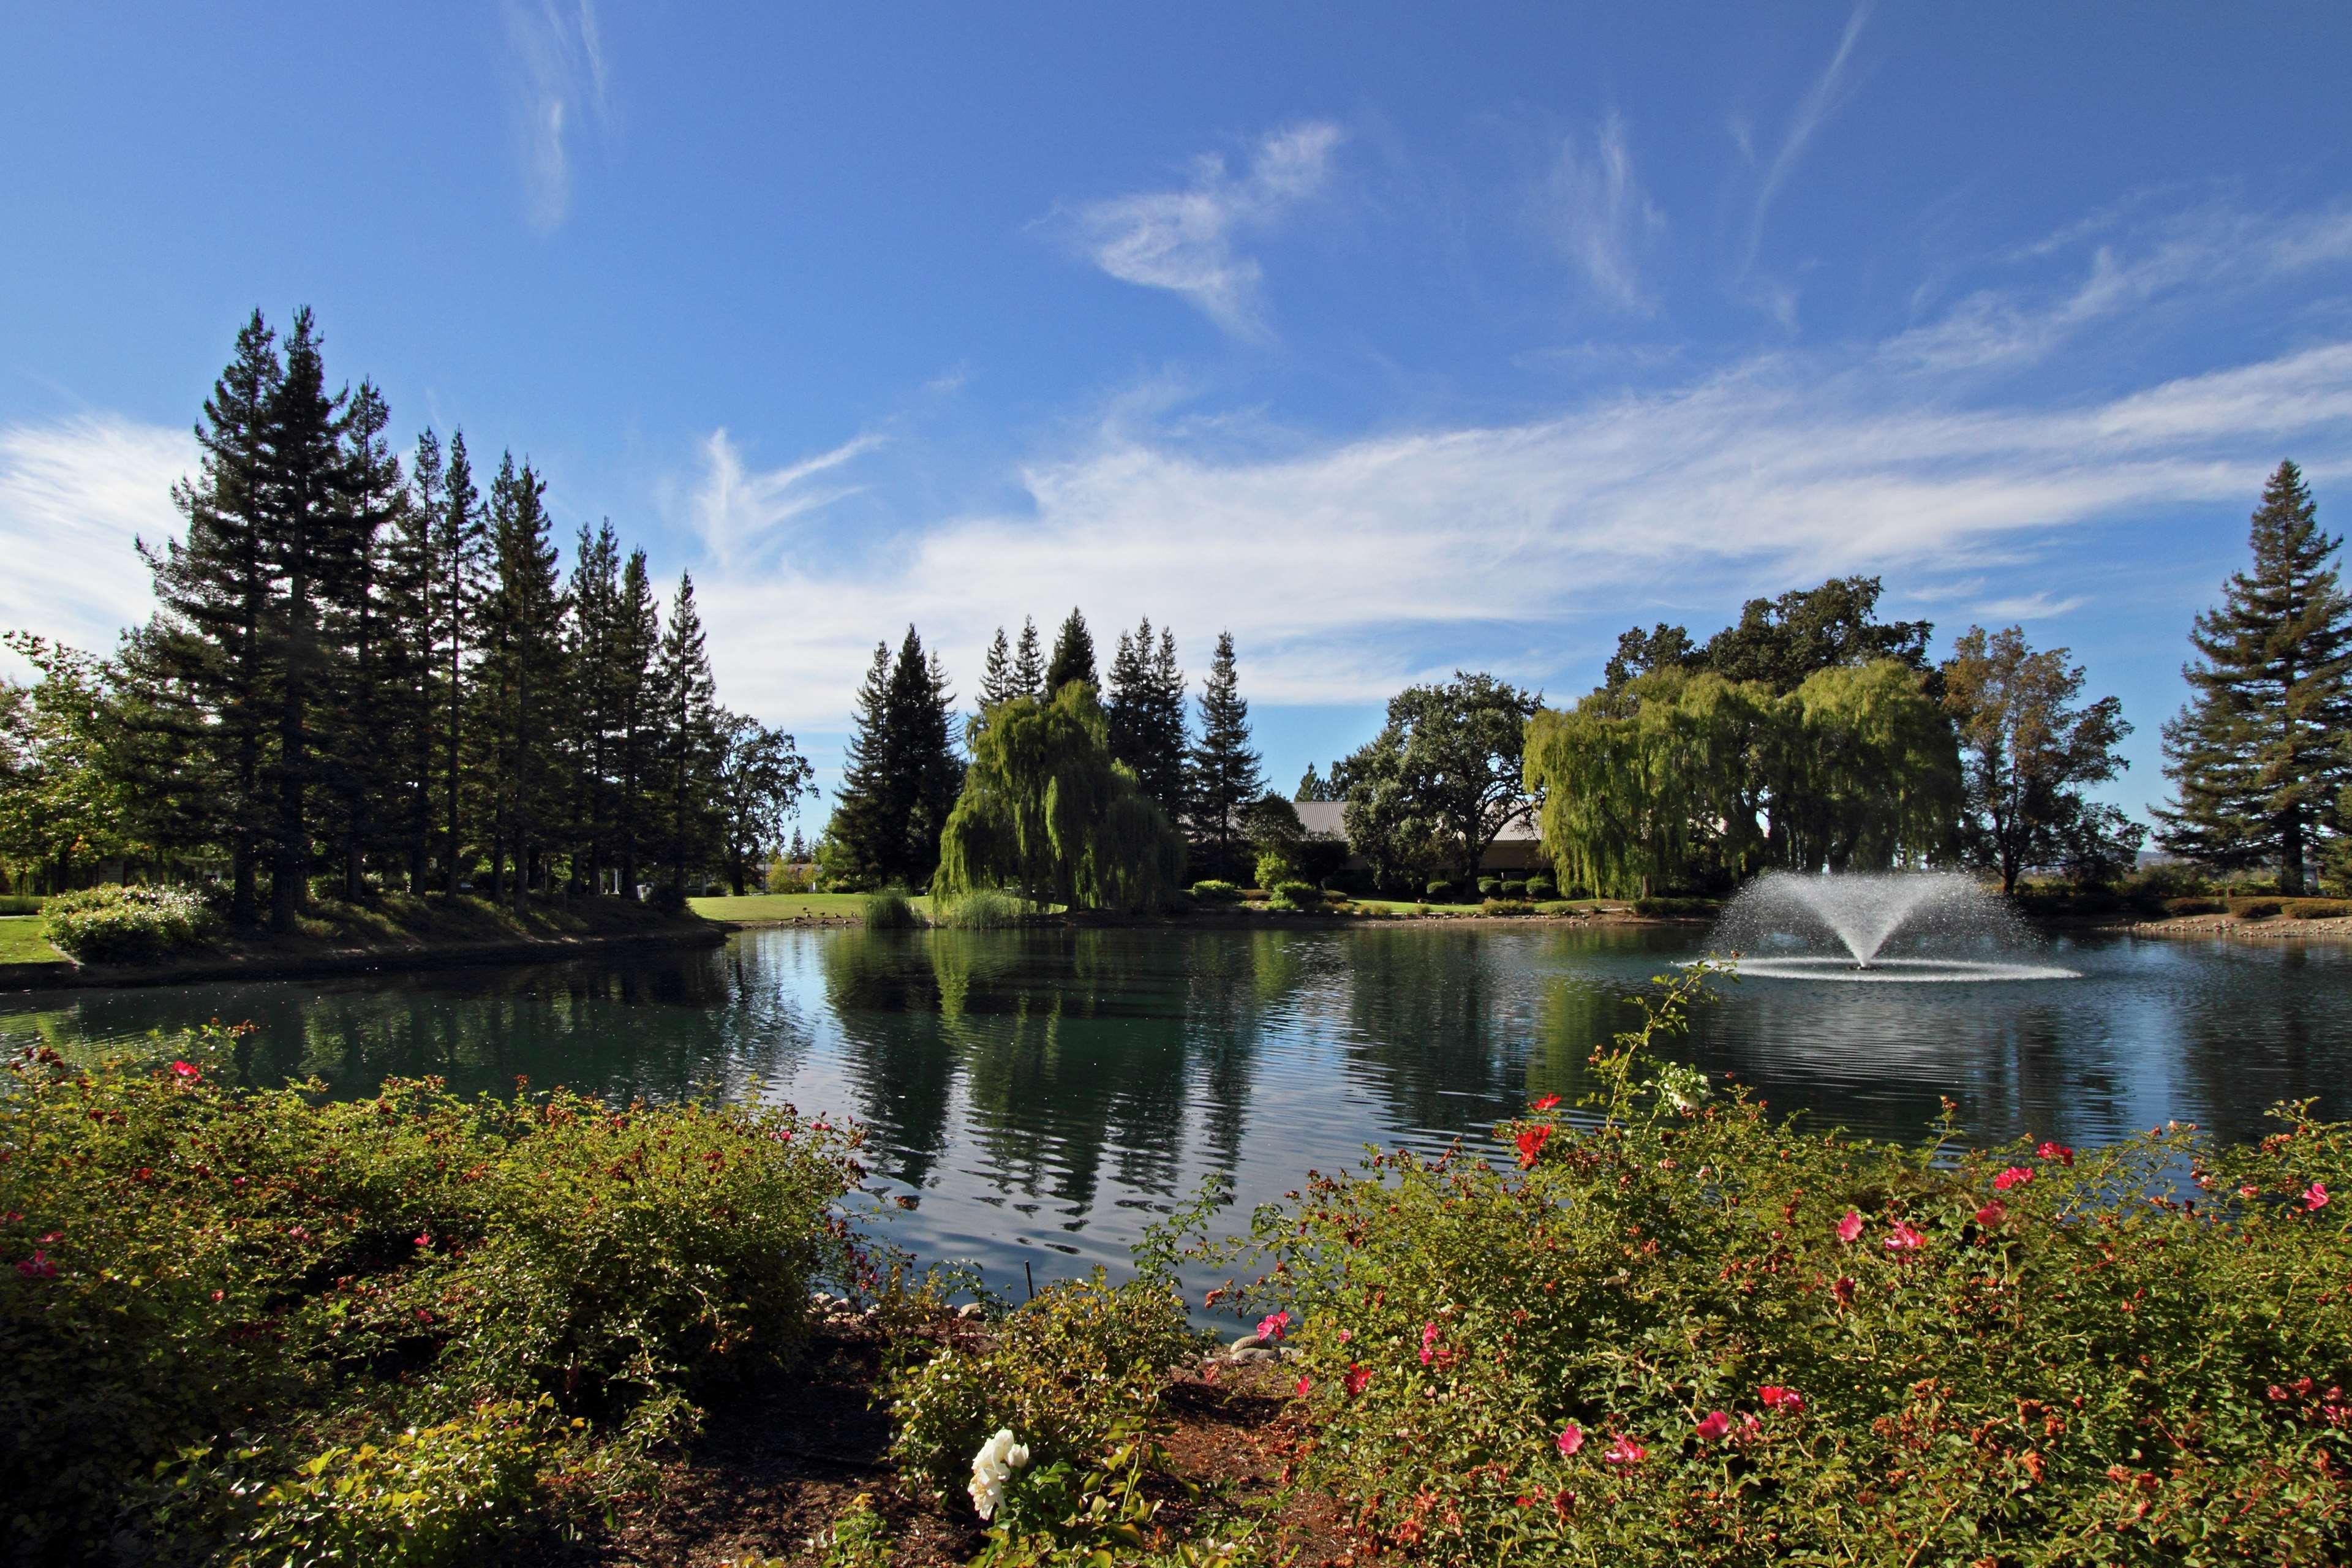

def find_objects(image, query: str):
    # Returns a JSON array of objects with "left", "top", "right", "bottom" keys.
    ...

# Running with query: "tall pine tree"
[
  {"left": 649, "top": 573, "right": 722, "bottom": 897},
  {"left": 978, "top": 626, "right": 1020, "bottom": 709},
  {"left": 318, "top": 380, "right": 406, "bottom": 900},
  {"left": 1106, "top": 616, "right": 1188, "bottom": 821},
  {"left": 255, "top": 307, "right": 358, "bottom": 930},
  {"left": 1187, "top": 630, "right": 1264, "bottom": 868},
  {"left": 563, "top": 521, "right": 624, "bottom": 894},
  {"left": 429, "top": 431, "right": 488, "bottom": 894},
  {"left": 1046, "top": 608, "right": 1096, "bottom": 695},
  {"left": 379, "top": 428, "right": 443, "bottom": 891},
  {"left": 611, "top": 548, "right": 662, "bottom": 894},
  {"left": 475, "top": 453, "right": 568, "bottom": 907},
  {"left": 1012, "top": 616, "right": 1046, "bottom": 698},
  {"left": 828, "top": 628, "right": 964, "bottom": 887},
  {"left": 123, "top": 310, "right": 282, "bottom": 924},
  {"left": 2157, "top": 461, "right": 2352, "bottom": 891},
  {"left": 827, "top": 643, "right": 897, "bottom": 888}
]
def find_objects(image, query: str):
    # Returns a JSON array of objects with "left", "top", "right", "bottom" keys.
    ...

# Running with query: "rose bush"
[
  {"left": 0, "top": 1031, "right": 861, "bottom": 1564},
  {"left": 1224, "top": 968, "right": 2352, "bottom": 1565}
]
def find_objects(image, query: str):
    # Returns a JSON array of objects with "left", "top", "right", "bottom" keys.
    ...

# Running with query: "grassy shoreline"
[{"left": 0, "top": 892, "right": 721, "bottom": 992}]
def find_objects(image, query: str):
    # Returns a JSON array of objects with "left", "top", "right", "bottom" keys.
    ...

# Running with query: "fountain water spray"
[{"left": 1705, "top": 870, "right": 2078, "bottom": 982}]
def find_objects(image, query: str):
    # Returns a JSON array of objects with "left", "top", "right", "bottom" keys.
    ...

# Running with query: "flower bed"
[
  {"left": 1216, "top": 969, "right": 2352, "bottom": 1564},
  {"left": 0, "top": 1033, "right": 861, "bottom": 1564}
]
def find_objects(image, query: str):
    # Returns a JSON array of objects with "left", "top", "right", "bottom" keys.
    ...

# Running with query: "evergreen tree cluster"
[
  {"left": 826, "top": 629, "right": 965, "bottom": 889},
  {"left": 827, "top": 610, "right": 1264, "bottom": 888},
  {"left": 55, "top": 308, "right": 812, "bottom": 920}
]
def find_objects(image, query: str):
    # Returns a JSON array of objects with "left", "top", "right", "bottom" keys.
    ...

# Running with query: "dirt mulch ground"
[{"left": 523, "top": 1330, "right": 1355, "bottom": 1567}]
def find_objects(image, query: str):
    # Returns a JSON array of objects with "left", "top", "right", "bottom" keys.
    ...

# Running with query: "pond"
[{"left": 6, "top": 924, "right": 2350, "bottom": 1297}]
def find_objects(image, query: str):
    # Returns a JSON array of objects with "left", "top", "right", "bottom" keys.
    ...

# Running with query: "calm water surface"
[{"left": 5, "top": 925, "right": 2349, "bottom": 1295}]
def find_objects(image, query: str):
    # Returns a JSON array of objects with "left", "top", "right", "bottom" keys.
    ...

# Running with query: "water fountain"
[{"left": 1703, "top": 870, "right": 2078, "bottom": 982}]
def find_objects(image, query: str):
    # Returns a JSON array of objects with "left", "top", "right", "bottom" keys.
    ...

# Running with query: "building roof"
[{"left": 1291, "top": 799, "right": 1540, "bottom": 843}]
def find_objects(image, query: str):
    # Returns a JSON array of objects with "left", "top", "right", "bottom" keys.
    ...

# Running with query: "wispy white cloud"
[
  {"left": 687, "top": 429, "right": 884, "bottom": 570},
  {"left": 1059, "top": 121, "right": 1346, "bottom": 339},
  {"left": 1888, "top": 200, "right": 2352, "bottom": 372},
  {"left": 1532, "top": 111, "right": 1665, "bottom": 313},
  {"left": 1736, "top": 3, "right": 1873, "bottom": 303},
  {"left": 1974, "top": 592, "right": 2089, "bottom": 620},
  {"left": 505, "top": 0, "right": 611, "bottom": 232},
  {"left": 0, "top": 414, "right": 192, "bottom": 671},
  {"left": 685, "top": 331, "right": 2352, "bottom": 729}
]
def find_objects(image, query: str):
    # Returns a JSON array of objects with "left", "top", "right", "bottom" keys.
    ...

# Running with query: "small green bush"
[
  {"left": 1253, "top": 849, "right": 1301, "bottom": 892},
  {"left": 1268, "top": 880, "right": 1323, "bottom": 913},
  {"left": 0, "top": 894, "right": 44, "bottom": 916},
  {"left": 930, "top": 889, "right": 1031, "bottom": 929},
  {"left": 2163, "top": 895, "right": 2227, "bottom": 916},
  {"left": 1524, "top": 875, "right": 1556, "bottom": 900},
  {"left": 1188, "top": 880, "right": 1242, "bottom": 904},
  {"left": 1424, "top": 879, "right": 1457, "bottom": 902},
  {"left": 1476, "top": 877, "right": 1501, "bottom": 897},
  {"left": 1499, "top": 878, "right": 1527, "bottom": 897},
  {"left": 2230, "top": 897, "right": 2285, "bottom": 919},
  {"left": 860, "top": 887, "right": 921, "bottom": 929},
  {"left": 240, "top": 1400, "right": 551, "bottom": 1568},
  {"left": 1479, "top": 898, "right": 1535, "bottom": 916},
  {"left": 887, "top": 1271, "right": 1201, "bottom": 1501},
  {"left": 43, "top": 884, "right": 215, "bottom": 963}
]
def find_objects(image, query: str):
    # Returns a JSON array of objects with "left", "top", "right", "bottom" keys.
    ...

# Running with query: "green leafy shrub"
[
  {"left": 932, "top": 889, "right": 1033, "bottom": 929},
  {"left": 240, "top": 1400, "right": 552, "bottom": 1567},
  {"left": 0, "top": 1038, "right": 859, "bottom": 1563},
  {"left": 1631, "top": 895, "right": 1721, "bottom": 918},
  {"left": 1524, "top": 875, "right": 1556, "bottom": 901},
  {"left": 887, "top": 1270, "right": 1202, "bottom": 1502},
  {"left": 1253, "top": 849, "right": 1301, "bottom": 892},
  {"left": 0, "top": 894, "right": 44, "bottom": 915},
  {"left": 1477, "top": 878, "right": 1501, "bottom": 897},
  {"left": 1479, "top": 898, "right": 1535, "bottom": 916},
  {"left": 2230, "top": 896, "right": 2286, "bottom": 919},
  {"left": 861, "top": 886, "right": 922, "bottom": 928},
  {"left": 1267, "top": 880, "right": 1323, "bottom": 913},
  {"left": 1499, "top": 878, "right": 1528, "bottom": 897},
  {"left": 2163, "top": 895, "right": 2227, "bottom": 916},
  {"left": 1424, "top": 879, "right": 1458, "bottom": 902},
  {"left": 1188, "top": 880, "right": 1242, "bottom": 904},
  {"left": 806, "top": 1492, "right": 895, "bottom": 1567},
  {"left": 1223, "top": 970, "right": 2352, "bottom": 1566},
  {"left": 2286, "top": 898, "right": 2352, "bottom": 920},
  {"left": 42, "top": 884, "right": 215, "bottom": 963}
]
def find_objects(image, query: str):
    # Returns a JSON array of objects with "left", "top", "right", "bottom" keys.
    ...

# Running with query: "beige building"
[{"left": 1291, "top": 801, "right": 1548, "bottom": 875}]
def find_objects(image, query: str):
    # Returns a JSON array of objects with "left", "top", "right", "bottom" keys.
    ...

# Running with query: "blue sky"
[{"left": 7, "top": 4, "right": 2352, "bottom": 822}]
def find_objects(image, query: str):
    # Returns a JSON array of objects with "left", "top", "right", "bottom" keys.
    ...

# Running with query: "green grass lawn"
[
  {"left": 690, "top": 892, "right": 934, "bottom": 923},
  {"left": 0, "top": 916, "right": 69, "bottom": 965}
]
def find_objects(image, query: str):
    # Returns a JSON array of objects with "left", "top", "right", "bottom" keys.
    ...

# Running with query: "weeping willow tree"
[
  {"left": 1775, "top": 660, "right": 1961, "bottom": 871},
  {"left": 933, "top": 682, "right": 1187, "bottom": 913},
  {"left": 1526, "top": 669, "right": 1771, "bottom": 898},
  {"left": 1526, "top": 660, "right": 1958, "bottom": 897}
]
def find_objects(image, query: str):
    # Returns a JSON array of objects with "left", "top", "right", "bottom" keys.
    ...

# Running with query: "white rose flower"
[{"left": 968, "top": 1428, "right": 1030, "bottom": 1521}]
